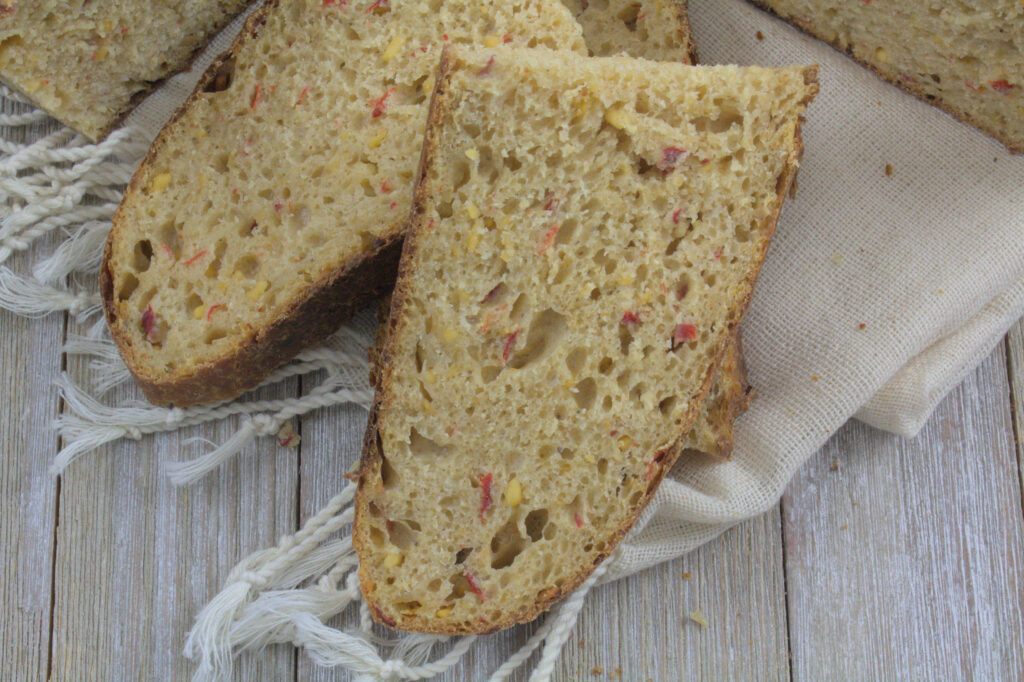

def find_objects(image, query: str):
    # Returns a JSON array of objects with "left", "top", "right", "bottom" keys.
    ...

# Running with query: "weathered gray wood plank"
[
  {"left": 783, "top": 344, "right": 1024, "bottom": 680},
  {"left": 555, "top": 507, "right": 790, "bottom": 682},
  {"left": 0, "top": 112, "right": 65, "bottom": 681},
  {"left": 49, "top": 335, "right": 300, "bottom": 680}
]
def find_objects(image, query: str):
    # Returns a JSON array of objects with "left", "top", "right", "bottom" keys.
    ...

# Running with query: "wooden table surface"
[{"left": 3, "top": 118, "right": 1023, "bottom": 682}]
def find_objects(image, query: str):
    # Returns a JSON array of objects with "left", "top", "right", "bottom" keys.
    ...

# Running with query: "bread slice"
[
  {"left": 101, "top": 0, "right": 586, "bottom": 407},
  {"left": 563, "top": 0, "right": 698, "bottom": 63},
  {"left": 370, "top": 294, "right": 750, "bottom": 460},
  {"left": 0, "top": 1, "right": 252, "bottom": 141},
  {"left": 748, "top": 0, "right": 1023, "bottom": 153},
  {"left": 354, "top": 46, "right": 817, "bottom": 634}
]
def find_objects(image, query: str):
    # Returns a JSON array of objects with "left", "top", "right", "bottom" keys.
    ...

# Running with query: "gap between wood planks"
[{"left": 1006, "top": 321, "right": 1024, "bottom": 521}]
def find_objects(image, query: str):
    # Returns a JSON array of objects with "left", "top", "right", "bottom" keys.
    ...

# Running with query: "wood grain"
[
  {"left": 0, "top": 111, "right": 64, "bottom": 681},
  {"left": 783, "top": 344, "right": 1024, "bottom": 680},
  {"left": 48, "top": 325, "right": 300, "bottom": 680},
  {"left": 1007, "top": 320, "right": 1023, "bottom": 485}
]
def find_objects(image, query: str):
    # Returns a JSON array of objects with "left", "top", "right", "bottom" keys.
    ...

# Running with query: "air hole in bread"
[
  {"left": 380, "top": 453, "right": 398, "bottom": 489},
  {"left": 658, "top": 394, "right": 677, "bottom": 416},
  {"left": 572, "top": 377, "right": 596, "bottom": 410},
  {"left": 597, "top": 458, "right": 609, "bottom": 475},
  {"left": 132, "top": 240, "right": 153, "bottom": 272},
  {"left": 693, "top": 110, "right": 744, "bottom": 134},
  {"left": 136, "top": 287, "right": 157, "bottom": 313},
  {"left": 597, "top": 357, "right": 613, "bottom": 374},
  {"left": 205, "top": 239, "right": 227, "bottom": 278},
  {"left": 489, "top": 519, "right": 528, "bottom": 569},
  {"left": 388, "top": 519, "right": 419, "bottom": 550},
  {"left": 395, "top": 600, "right": 421, "bottom": 613},
  {"left": 408, "top": 428, "right": 449, "bottom": 457},
  {"left": 507, "top": 309, "right": 567, "bottom": 370},
  {"left": 184, "top": 293, "right": 203, "bottom": 316},
  {"left": 118, "top": 274, "right": 139, "bottom": 301},
  {"left": 524, "top": 508, "right": 548, "bottom": 542},
  {"left": 617, "top": 323, "right": 633, "bottom": 356},
  {"left": 446, "top": 573, "right": 470, "bottom": 600},
  {"left": 235, "top": 254, "right": 260, "bottom": 277},
  {"left": 616, "top": 3, "right": 641, "bottom": 31}
]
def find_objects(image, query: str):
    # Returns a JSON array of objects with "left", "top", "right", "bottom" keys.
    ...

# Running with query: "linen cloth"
[{"left": 1, "top": 0, "right": 1022, "bottom": 674}]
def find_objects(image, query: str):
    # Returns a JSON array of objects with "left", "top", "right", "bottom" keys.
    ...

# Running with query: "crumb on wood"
[
  {"left": 830, "top": 459, "right": 839, "bottom": 471},
  {"left": 682, "top": 571, "right": 692, "bottom": 580},
  {"left": 591, "top": 665, "right": 604, "bottom": 675},
  {"left": 688, "top": 610, "right": 709, "bottom": 629},
  {"left": 840, "top": 524, "right": 849, "bottom": 530}
]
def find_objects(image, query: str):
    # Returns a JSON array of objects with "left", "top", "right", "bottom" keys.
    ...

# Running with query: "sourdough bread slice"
[
  {"left": 749, "top": 0, "right": 1023, "bottom": 153},
  {"left": 354, "top": 46, "right": 817, "bottom": 634},
  {"left": 563, "top": 0, "right": 698, "bottom": 63},
  {"left": 102, "top": 0, "right": 586, "bottom": 407},
  {"left": 0, "top": 1, "right": 252, "bottom": 141}
]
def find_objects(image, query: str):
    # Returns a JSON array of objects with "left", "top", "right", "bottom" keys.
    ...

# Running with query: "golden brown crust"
[
  {"left": 102, "top": 2, "right": 405, "bottom": 406},
  {"left": 676, "top": 0, "right": 700, "bottom": 65},
  {"left": 354, "top": 53, "right": 818, "bottom": 635},
  {"left": 0, "top": 2, "right": 251, "bottom": 143},
  {"left": 746, "top": 1, "right": 1021, "bottom": 154}
]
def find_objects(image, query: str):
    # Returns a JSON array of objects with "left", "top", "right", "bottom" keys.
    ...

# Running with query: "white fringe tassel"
[{"left": 185, "top": 482, "right": 609, "bottom": 681}]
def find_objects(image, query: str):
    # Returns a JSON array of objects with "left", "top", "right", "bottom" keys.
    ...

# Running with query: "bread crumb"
[
  {"left": 885, "top": 163, "right": 893, "bottom": 176},
  {"left": 810, "top": 375, "right": 819, "bottom": 382},
  {"left": 840, "top": 524, "right": 848, "bottom": 530},
  {"left": 688, "top": 610, "right": 708, "bottom": 629},
  {"left": 756, "top": 30, "right": 764, "bottom": 40},
  {"left": 830, "top": 459, "right": 839, "bottom": 471},
  {"left": 858, "top": 322, "right": 866, "bottom": 330},
  {"left": 591, "top": 666, "right": 604, "bottom": 675},
  {"left": 682, "top": 571, "right": 692, "bottom": 580}
]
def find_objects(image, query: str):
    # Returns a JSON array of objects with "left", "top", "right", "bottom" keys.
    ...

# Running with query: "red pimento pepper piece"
[
  {"left": 478, "top": 55, "right": 496, "bottom": 76},
  {"left": 322, "top": 0, "right": 347, "bottom": 7},
  {"left": 537, "top": 224, "right": 560, "bottom": 255},
  {"left": 544, "top": 195, "right": 560, "bottom": 212},
  {"left": 141, "top": 305, "right": 163, "bottom": 344},
  {"left": 673, "top": 323, "right": 698, "bottom": 346},
  {"left": 279, "top": 433, "right": 296, "bottom": 447},
  {"left": 481, "top": 283, "right": 503, "bottom": 304},
  {"left": 621, "top": 311, "right": 640, "bottom": 326},
  {"left": 365, "top": 0, "right": 388, "bottom": 13},
  {"left": 677, "top": 283, "right": 689, "bottom": 300},
  {"left": 478, "top": 473, "right": 493, "bottom": 522},
  {"left": 294, "top": 85, "right": 310, "bottom": 106},
  {"left": 205, "top": 303, "right": 225, "bottom": 321},
  {"left": 369, "top": 86, "right": 396, "bottom": 118},
  {"left": 250, "top": 83, "right": 262, "bottom": 109},
  {"left": 181, "top": 250, "right": 208, "bottom": 267},
  {"left": 574, "top": 513, "right": 584, "bottom": 528},
  {"left": 465, "top": 572, "right": 487, "bottom": 601},
  {"left": 502, "top": 329, "right": 521, "bottom": 363},
  {"left": 380, "top": 180, "right": 392, "bottom": 193},
  {"left": 989, "top": 79, "right": 1013, "bottom": 93},
  {"left": 159, "top": 243, "right": 174, "bottom": 259},
  {"left": 672, "top": 208, "right": 683, "bottom": 224},
  {"left": 657, "top": 146, "right": 687, "bottom": 171}
]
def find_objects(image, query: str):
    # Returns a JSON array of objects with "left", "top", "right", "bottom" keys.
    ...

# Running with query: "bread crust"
[
  {"left": 353, "top": 51, "right": 819, "bottom": 635},
  {"left": 102, "top": 1, "right": 406, "bottom": 406},
  {"left": 746, "top": 0, "right": 1021, "bottom": 154},
  {"left": 0, "top": 1, "right": 252, "bottom": 143}
]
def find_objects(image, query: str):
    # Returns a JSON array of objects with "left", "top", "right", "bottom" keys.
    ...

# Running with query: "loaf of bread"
[
  {"left": 749, "top": 0, "right": 1023, "bottom": 153},
  {"left": 0, "top": 1, "right": 252, "bottom": 141},
  {"left": 354, "top": 46, "right": 817, "bottom": 634},
  {"left": 563, "top": 0, "right": 698, "bottom": 63},
  {"left": 101, "top": 0, "right": 586, "bottom": 407}
]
